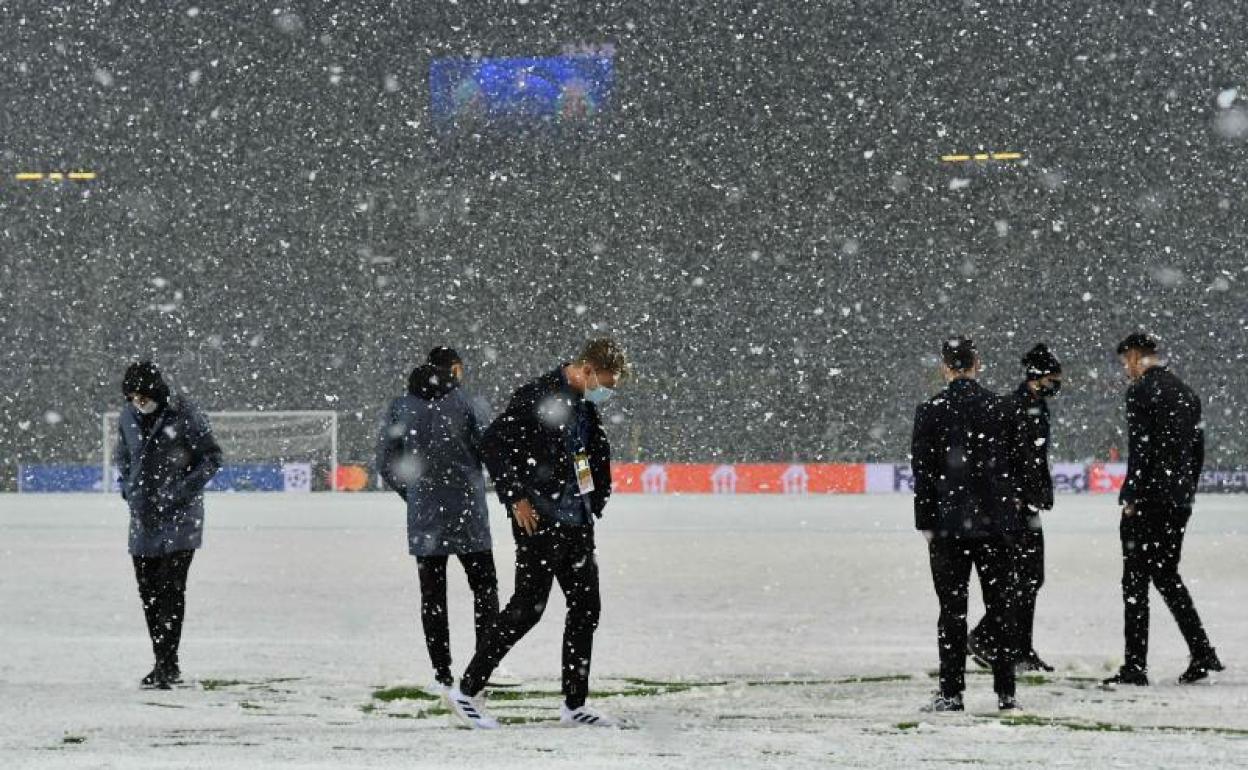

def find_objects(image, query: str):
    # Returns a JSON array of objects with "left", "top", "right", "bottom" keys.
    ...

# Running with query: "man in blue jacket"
[
  {"left": 376, "top": 347, "right": 498, "bottom": 694},
  {"left": 446, "top": 339, "right": 626, "bottom": 729},
  {"left": 115, "top": 361, "right": 222, "bottom": 689},
  {"left": 911, "top": 338, "right": 1026, "bottom": 712}
]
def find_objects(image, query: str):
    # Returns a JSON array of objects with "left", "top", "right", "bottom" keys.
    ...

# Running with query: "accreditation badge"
[{"left": 574, "top": 451, "right": 595, "bottom": 495}]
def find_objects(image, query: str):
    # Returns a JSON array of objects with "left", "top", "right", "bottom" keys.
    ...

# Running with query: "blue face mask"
[{"left": 584, "top": 372, "right": 615, "bottom": 404}]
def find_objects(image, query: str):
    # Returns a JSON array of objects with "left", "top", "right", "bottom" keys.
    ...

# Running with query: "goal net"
[{"left": 102, "top": 410, "right": 338, "bottom": 493}]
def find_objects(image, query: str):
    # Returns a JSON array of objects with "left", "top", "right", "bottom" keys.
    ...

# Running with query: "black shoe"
[
  {"left": 1017, "top": 650, "right": 1055, "bottom": 673},
  {"left": 160, "top": 660, "right": 183, "bottom": 685},
  {"left": 1178, "top": 651, "right": 1225, "bottom": 685},
  {"left": 1101, "top": 668, "right": 1149, "bottom": 688},
  {"left": 141, "top": 667, "right": 162, "bottom": 688},
  {"left": 921, "top": 692, "right": 964, "bottom": 713},
  {"left": 141, "top": 662, "right": 181, "bottom": 690},
  {"left": 967, "top": 635, "right": 995, "bottom": 670},
  {"left": 998, "top": 694, "right": 1022, "bottom": 712},
  {"left": 141, "top": 667, "right": 173, "bottom": 690}
]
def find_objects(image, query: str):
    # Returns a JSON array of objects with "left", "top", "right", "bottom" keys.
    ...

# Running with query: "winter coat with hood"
[
  {"left": 116, "top": 395, "right": 223, "bottom": 557},
  {"left": 376, "top": 364, "right": 493, "bottom": 556}
]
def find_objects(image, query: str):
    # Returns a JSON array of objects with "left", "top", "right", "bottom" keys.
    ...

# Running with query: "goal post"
[{"left": 102, "top": 410, "right": 339, "bottom": 493}]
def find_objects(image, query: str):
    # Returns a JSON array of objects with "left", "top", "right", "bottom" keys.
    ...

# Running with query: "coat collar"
[{"left": 945, "top": 377, "right": 982, "bottom": 394}]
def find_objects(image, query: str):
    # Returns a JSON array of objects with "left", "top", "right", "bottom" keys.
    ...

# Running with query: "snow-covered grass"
[{"left": 1, "top": 493, "right": 1245, "bottom": 768}]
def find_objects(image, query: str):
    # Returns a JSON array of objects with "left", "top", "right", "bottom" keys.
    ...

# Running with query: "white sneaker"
[
  {"left": 425, "top": 681, "right": 451, "bottom": 697},
  {"left": 487, "top": 665, "right": 522, "bottom": 688},
  {"left": 446, "top": 687, "right": 500, "bottom": 730},
  {"left": 560, "top": 703, "right": 620, "bottom": 728}
]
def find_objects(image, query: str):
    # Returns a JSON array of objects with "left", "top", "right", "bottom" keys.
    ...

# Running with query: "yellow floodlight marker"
[
  {"left": 939, "top": 152, "right": 1025, "bottom": 164},
  {"left": 12, "top": 170, "right": 98, "bottom": 182}
]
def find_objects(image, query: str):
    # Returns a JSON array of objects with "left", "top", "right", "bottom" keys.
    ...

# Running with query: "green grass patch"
[
  {"left": 621, "top": 677, "right": 728, "bottom": 689},
  {"left": 999, "top": 713, "right": 1132, "bottom": 732},
  {"left": 386, "top": 707, "right": 451, "bottom": 720},
  {"left": 836, "top": 674, "right": 913, "bottom": 684},
  {"left": 371, "top": 686, "right": 442, "bottom": 703},
  {"left": 604, "top": 685, "right": 693, "bottom": 697},
  {"left": 498, "top": 715, "right": 556, "bottom": 726},
  {"left": 200, "top": 679, "right": 248, "bottom": 691},
  {"left": 744, "top": 674, "right": 911, "bottom": 687},
  {"left": 200, "top": 676, "right": 304, "bottom": 692},
  {"left": 999, "top": 714, "right": 1248, "bottom": 738},
  {"left": 479, "top": 689, "right": 566, "bottom": 701},
  {"left": 896, "top": 721, "right": 920, "bottom": 731},
  {"left": 486, "top": 685, "right": 689, "bottom": 701}
]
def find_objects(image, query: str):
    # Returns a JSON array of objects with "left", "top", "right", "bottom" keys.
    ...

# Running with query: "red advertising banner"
[
  {"left": 612, "top": 463, "right": 866, "bottom": 494},
  {"left": 1087, "top": 462, "right": 1128, "bottom": 494}
]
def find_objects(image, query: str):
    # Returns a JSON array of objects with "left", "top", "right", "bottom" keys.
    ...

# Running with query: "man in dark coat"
[
  {"left": 115, "top": 361, "right": 222, "bottom": 689},
  {"left": 376, "top": 348, "right": 498, "bottom": 693},
  {"left": 911, "top": 337, "right": 1026, "bottom": 712},
  {"left": 1103, "top": 333, "right": 1223, "bottom": 687},
  {"left": 969, "top": 343, "right": 1062, "bottom": 673},
  {"left": 446, "top": 339, "right": 626, "bottom": 729}
]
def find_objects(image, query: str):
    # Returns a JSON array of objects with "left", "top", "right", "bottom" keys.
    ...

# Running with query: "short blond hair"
[{"left": 576, "top": 338, "right": 630, "bottom": 378}]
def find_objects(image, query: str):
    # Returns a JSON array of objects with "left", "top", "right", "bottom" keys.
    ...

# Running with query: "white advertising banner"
[{"left": 282, "top": 463, "right": 313, "bottom": 493}]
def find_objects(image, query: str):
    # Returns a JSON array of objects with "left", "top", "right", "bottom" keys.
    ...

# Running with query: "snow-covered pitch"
[{"left": 1, "top": 493, "right": 1245, "bottom": 768}]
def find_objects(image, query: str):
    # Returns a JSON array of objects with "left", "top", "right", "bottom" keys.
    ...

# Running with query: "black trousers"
[
  {"left": 415, "top": 550, "right": 499, "bottom": 685},
  {"left": 461, "top": 523, "right": 601, "bottom": 709},
  {"left": 1120, "top": 505, "right": 1213, "bottom": 672},
  {"left": 971, "top": 524, "right": 1044, "bottom": 655},
  {"left": 132, "top": 550, "right": 195, "bottom": 670},
  {"left": 929, "top": 537, "right": 1019, "bottom": 697}
]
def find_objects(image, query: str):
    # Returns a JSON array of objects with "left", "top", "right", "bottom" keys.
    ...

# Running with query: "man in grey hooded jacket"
[
  {"left": 116, "top": 361, "right": 222, "bottom": 689},
  {"left": 376, "top": 347, "right": 498, "bottom": 692}
]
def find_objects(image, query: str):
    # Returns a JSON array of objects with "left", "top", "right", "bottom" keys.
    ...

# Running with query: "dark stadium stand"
[{"left": 2, "top": 2, "right": 1245, "bottom": 488}]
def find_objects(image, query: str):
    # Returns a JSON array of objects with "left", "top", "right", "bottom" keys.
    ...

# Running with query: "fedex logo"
[{"left": 1050, "top": 463, "right": 1088, "bottom": 494}]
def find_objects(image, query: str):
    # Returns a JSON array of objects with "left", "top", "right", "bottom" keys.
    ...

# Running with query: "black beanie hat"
[
  {"left": 407, "top": 363, "right": 456, "bottom": 398},
  {"left": 122, "top": 361, "right": 170, "bottom": 403},
  {"left": 941, "top": 336, "right": 977, "bottom": 371},
  {"left": 1116, "top": 332, "right": 1158, "bottom": 356},
  {"left": 428, "top": 346, "right": 462, "bottom": 369},
  {"left": 1021, "top": 343, "right": 1062, "bottom": 381}
]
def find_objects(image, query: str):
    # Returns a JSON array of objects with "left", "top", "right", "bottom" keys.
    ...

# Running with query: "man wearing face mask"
[
  {"left": 115, "top": 361, "right": 223, "bottom": 689},
  {"left": 446, "top": 339, "right": 628, "bottom": 729},
  {"left": 969, "top": 344, "right": 1062, "bottom": 674}
]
